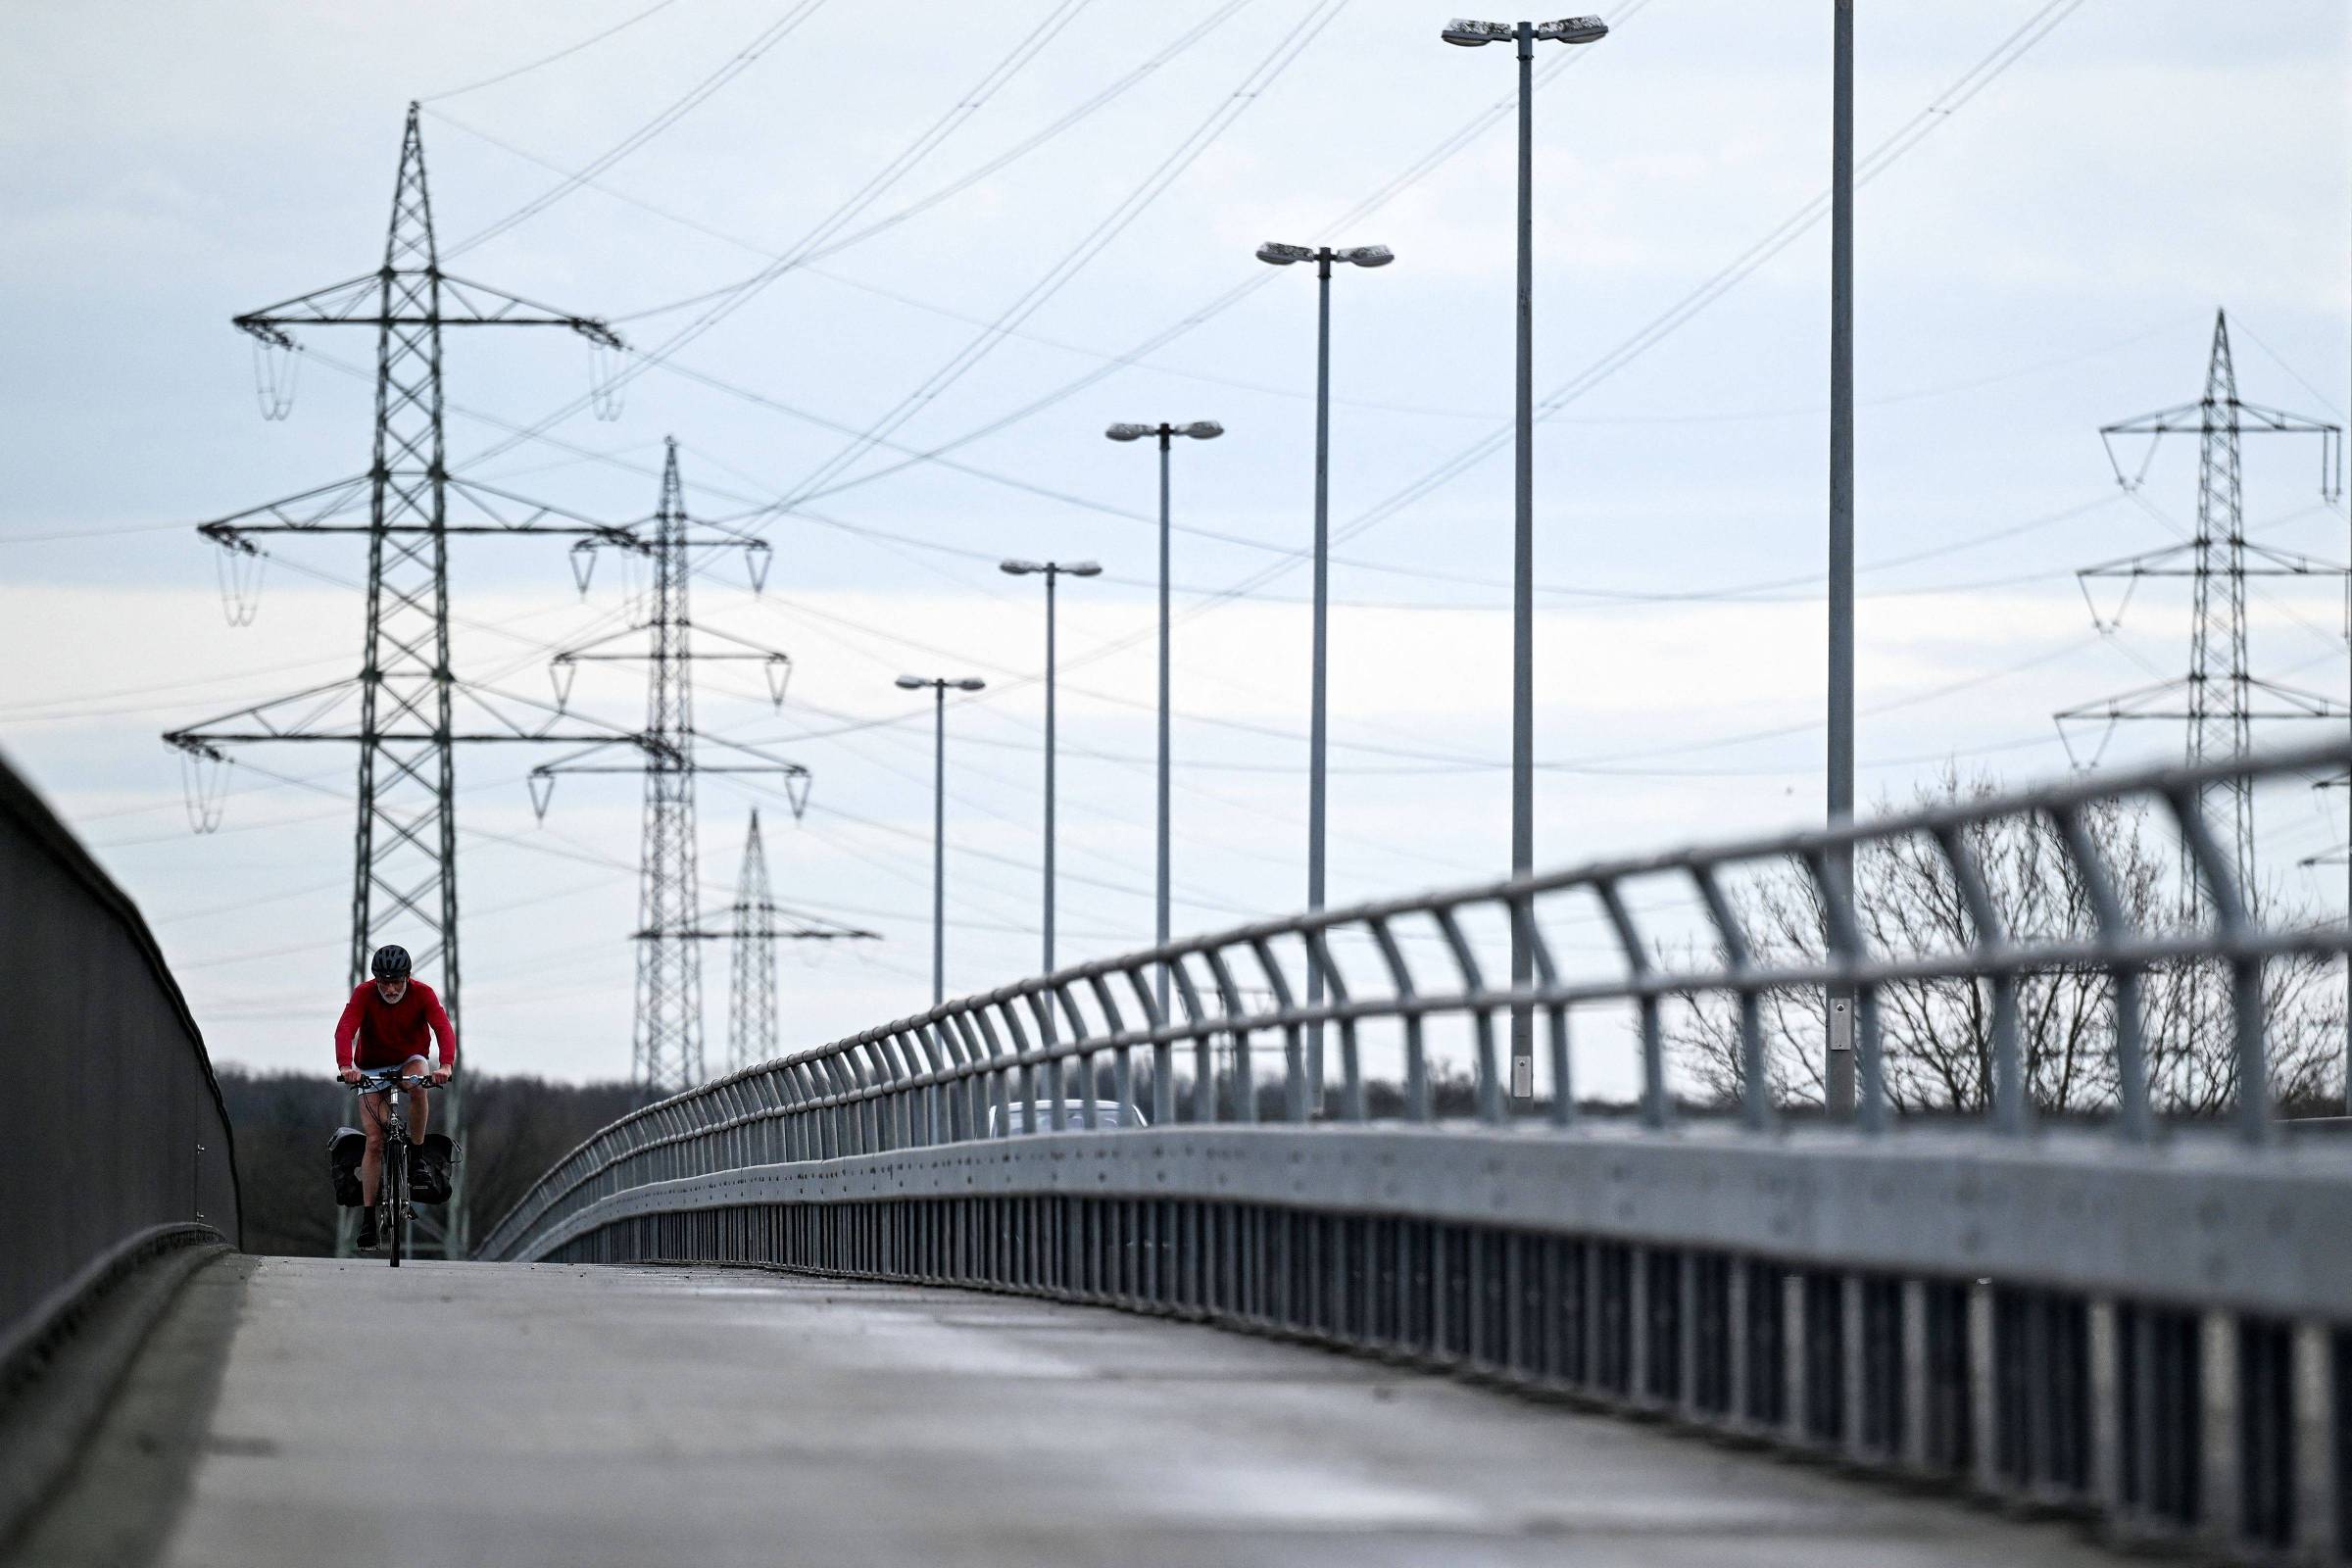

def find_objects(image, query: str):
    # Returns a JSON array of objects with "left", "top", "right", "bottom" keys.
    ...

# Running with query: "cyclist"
[{"left": 335, "top": 944, "right": 456, "bottom": 1250}]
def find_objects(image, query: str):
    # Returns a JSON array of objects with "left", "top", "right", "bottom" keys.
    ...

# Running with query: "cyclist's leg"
[
  {"left": 400, "top": 1054, "right": 430, "bottom": 1146},
  {"left": 357, "top": 1087, "right": 389, "bottom": 1210}
]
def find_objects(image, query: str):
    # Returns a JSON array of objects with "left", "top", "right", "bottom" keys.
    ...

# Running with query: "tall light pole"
[
  {"left": 1826, "top": 0, "right": 1858, "bottom": 1119},
  {"left": 1001, "top": 558, "right": 1102, "bottom": 974},
  {"left": 1255, "top": 240, "right": 1395, "bottom": 1103},
  {"left": 897, "top": 672, "right": 986, "bottom": 1006},
  {"left": 1441, "top": 14, "right": 1608, "bottom": 1102},
  {"left": 1105, "top": 419, "right": 1223, "bottom": 1021}
]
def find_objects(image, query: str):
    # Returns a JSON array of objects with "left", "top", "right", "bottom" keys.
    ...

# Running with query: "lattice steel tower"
[
  {"left": 536, "top": 442, "right": 812, "bottom": 1094},
  {"left": 2056, "top": 311, "right": 2343, "bottom": 906},
  {"left": 637, "top": 447, "right": 704, "bottom": 1087},
  {"left": 730, "top": 810, "right": 781, "bottom": 1069},
  {"left": 167, "top": 105, "right": 637, "bottom": 1255}
]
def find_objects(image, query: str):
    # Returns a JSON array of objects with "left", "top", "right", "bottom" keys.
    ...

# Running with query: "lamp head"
[
  {"left": 1533, "top": 14, "right": 1607, "bottom": 42},
  {"left": 1065, "top": 562, "right": 1103, "bottom": 577},
  {"left": 1103, "top": 422, "right": 1153, "bottom": 442},
  {"left": 1255, "top": 241, "right": 1314, "bottom": 267},
  {"left": 1000, "top": 560, "right": 1043, "bottom": 575},
  {"left": 1176, "top": 420, "right": 1224, "bottom": 440},
  {"left": 1442, "top": 18, "right": 1510, "bottom": 45},
  {"left": 895, "top": 674, "right": 928, "bottom": 691},
  {"left": 1334, "top": 244, "right": 1395, "bottom": 269},
  {"left": 953, "top": 678, "right": 987, "bottom": 692}
]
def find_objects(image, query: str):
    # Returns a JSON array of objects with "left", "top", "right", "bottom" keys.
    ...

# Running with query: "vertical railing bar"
[
  {"left": 995, "top": 998, "right": 1041, "bottom": 1138},
  {"left": 911, "top": 1023, "right": 953, "bottom": 1147},
  {"left": 1593, "top": 877, "right": 1668, "bottom": 1131},
  {"left": 1085, "top": 971, "right": 1136, "bottom": 1128},
  {"left": 1365, "top": 914, "right": 1428, "bottom": 1123},
  {"left": 966, "top": 1004, "right": 1010, "bottom": 1140},
  {"left": 1305, "top": 924, "right": 1361, "bottom": 1123},
  {"left": 1169, "top": 954, "right": 1215, "bottom": 1125},
  {"left": 1245, "top": 934, "right": 1307, "bottom": 1124},
  {"left": 1690, "top": 860, "right": 1772, "bottom": 1134},
  {"left": 1120, "top": 960, "right": 1176, "bottom": 1129},
  {"left": 1429, "top": 902, "right": 1500, "bottom": 1124},
  {"left": 1200, "top": 945, "right": 1255, "bottom": 1125},
  {"left": 2162, "top": 782, "right": 2273, "bottom": 1141},
  {"left": 945, "top": 1010, "right": 992, "bottom": 1143},
  {"left": 1928, "top": 824, "right": 2026, "bottom": 1136},
  {"left": 1021, "top": 988, "right": 1064, "bottom": 1134},
  {"left": 1054, "top": 980, "right": 1098, "bottom": 1130},
  {"left": 2050, "top": 802, "right": 2152, "bottom": 1144}
]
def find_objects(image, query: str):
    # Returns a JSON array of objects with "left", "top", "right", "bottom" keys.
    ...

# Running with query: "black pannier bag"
[
  {"left": 328, "top": 1128, "right": 367, "bottom": 1208},
  {"left": 410, "top": 1133, "right": 456, "bottom": 1204}
]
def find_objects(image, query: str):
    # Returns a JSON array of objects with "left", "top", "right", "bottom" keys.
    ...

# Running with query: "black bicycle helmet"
[{"left": 369, "top": 944, "right": 413, "bottom": 981}]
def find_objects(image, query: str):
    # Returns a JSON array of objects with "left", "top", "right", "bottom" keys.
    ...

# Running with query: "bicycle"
[{"left": 354, "top": 1068, "right": 437, "bottom": 1267}]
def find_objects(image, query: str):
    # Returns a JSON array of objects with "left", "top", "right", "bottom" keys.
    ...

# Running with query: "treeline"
[{"left": 216, "top": 1068, "right": 654, "bottom": 1257}]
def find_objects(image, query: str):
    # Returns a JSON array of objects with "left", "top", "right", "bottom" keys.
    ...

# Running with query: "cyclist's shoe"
[{"left": 358, "top": 1213, "right": 379, "bottom": 1251}]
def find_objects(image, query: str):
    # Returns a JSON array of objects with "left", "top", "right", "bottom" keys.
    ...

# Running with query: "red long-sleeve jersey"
[{"left": 333, "top": 980, "right": 458, "bottom": 1073}]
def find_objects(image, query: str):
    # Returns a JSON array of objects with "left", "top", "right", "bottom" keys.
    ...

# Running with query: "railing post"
[
  {"left": 1430, "top": 904, "right": 1502, "bottom": 1125},
  {"left": 1928, "top": 826, "right": 2027, "bottom": 1134},
  {"left": 2167, "top": 784, "right": 2274, "bottom": 1142},
  {"left": 1364, "top": 915, "right": 1428, "bottom": 1123},
  {"left": 1593, "top": 879, "right": 1666, "bottom": 1130},
  {"left": 1691, "top": 862, "right": 1769, "bottom": 1132}
]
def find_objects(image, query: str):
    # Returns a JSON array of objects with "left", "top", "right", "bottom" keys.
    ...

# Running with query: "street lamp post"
[
  {"left": 1441, "top": 13, "right": 1607, "bottom": 1103},
  {"left": 1105, "top": 419, "right": 1223, "bottom": 1022},
  {"left": 897, "top": 672, "right": 987, "bottom": 1006},
  {"left": 1000, "top": 559, "right": 1102, "bottom": 975},
  {"left": 1826, "top": 0, "right": 1859, "bottom": 1120},
  {"left": 1255, "top": 241, "right": 1394, "bottom": 1104}
]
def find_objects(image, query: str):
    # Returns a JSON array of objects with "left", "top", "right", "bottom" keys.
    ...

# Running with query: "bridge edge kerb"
[{"left": 490, "top": 1124, "right": 2352, "bottom": 1319}]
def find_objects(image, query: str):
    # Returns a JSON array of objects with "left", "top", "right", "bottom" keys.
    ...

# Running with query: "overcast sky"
[{"left": 3, "top": 0, "right": 2346, "bottom": 1091}]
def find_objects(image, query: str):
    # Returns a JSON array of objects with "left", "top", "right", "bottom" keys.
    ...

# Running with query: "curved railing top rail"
[{"left": 480, "top": 739, "right": 2352, "bottom": 1261}]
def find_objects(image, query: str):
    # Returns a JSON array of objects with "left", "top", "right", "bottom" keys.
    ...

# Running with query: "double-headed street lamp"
[
  {"left": 1105, "top": 419, "right": 1222, "bottom": 1019},
  {"left": 1255, "top": 240, "right": 1394, "bottom": 1103},
  {"left": 1441, "top": 13, "right": 1607, "bottom": 1102},
  {"left": 897, "top": 672, "right": 987, "bottom": 1006},
  {"left": 1001, "top": 558, "right": 1102, "bottom": 975}
]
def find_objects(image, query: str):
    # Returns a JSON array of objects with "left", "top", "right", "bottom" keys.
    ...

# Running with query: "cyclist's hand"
[
  {"left": 429, "top": 1066, "right": 453, "bottom": 1086},
  {"left": 340, "top": 1067, "right": 364, "bottom": 1085}
]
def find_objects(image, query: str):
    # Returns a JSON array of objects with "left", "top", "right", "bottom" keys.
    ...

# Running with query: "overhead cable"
[{"left": 419, "top": 0, "right": 688, "bottom": 104}]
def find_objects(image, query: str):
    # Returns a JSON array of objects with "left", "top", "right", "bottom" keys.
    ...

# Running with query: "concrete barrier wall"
[{"left": 0, "top": 750, "right": 239, "bottom": 1348}]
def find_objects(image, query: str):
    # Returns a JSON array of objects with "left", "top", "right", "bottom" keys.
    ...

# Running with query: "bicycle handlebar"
[{"left": 350, "top": 1072, "right": 446, "bottom": 1092}]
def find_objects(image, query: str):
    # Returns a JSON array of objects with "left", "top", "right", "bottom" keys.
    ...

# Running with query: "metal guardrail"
[
  {"left": 482, "top": 742, "right": 2352, "bottom": 1562},
  {"left": 0, "top": 750, "right": 240, "bottom": 1384}
]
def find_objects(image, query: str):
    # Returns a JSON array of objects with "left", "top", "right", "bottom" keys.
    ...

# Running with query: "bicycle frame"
[{"left": 356, "top": 1072, "right": 430, "bottom": 1268}]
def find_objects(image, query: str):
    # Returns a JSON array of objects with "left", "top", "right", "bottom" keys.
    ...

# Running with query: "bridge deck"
[{"left": 37, "top": 1256, "right": 2120, "bottom": 1566}]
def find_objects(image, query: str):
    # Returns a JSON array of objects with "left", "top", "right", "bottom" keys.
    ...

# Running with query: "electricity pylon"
[
  {"left": 532, "top": 441, "right": 821, "bottom": 1094},
  {"left": 2055, "top": 310, "right": 2343, "bottom": 912},
  {"left": 730, "top": 810, "right": 780, "bottom": 1067},
  {"left": 165, "top": 104, "right": 646, "bottom": 1256},
  {"left": 716, "top": 809, "right": 877, "bottom": 1071}
]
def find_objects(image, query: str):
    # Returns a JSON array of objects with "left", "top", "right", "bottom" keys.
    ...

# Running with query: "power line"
[
  {"left": 453, "top": 0, "right": 1103, "bottom": 466},
  {"left": 419, "top": 0, "right": 689, "bottom": 104},
  {"left": 441, "top": 0, "right": 831, "bottom": 258},
  {"left": 730, "top": 0, "right": 2090, "bottom": 686},
  {"left": 764, "top": 0, "right": 1352, "bottom": 512}
]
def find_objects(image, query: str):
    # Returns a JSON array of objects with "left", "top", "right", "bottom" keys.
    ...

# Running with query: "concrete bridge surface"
[{"left": 20, "top": 1256, "right": 2125, "bottom": 1567}]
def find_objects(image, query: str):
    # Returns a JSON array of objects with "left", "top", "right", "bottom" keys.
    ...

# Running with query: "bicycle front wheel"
[{"left": 385, "top": 1141, "right": 406, "bottom": 1268}]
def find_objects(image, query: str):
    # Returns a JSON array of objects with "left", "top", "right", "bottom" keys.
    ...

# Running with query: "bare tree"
[{"left": 1671, "top": 769, "right": 2341, "bottom": 1118}]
